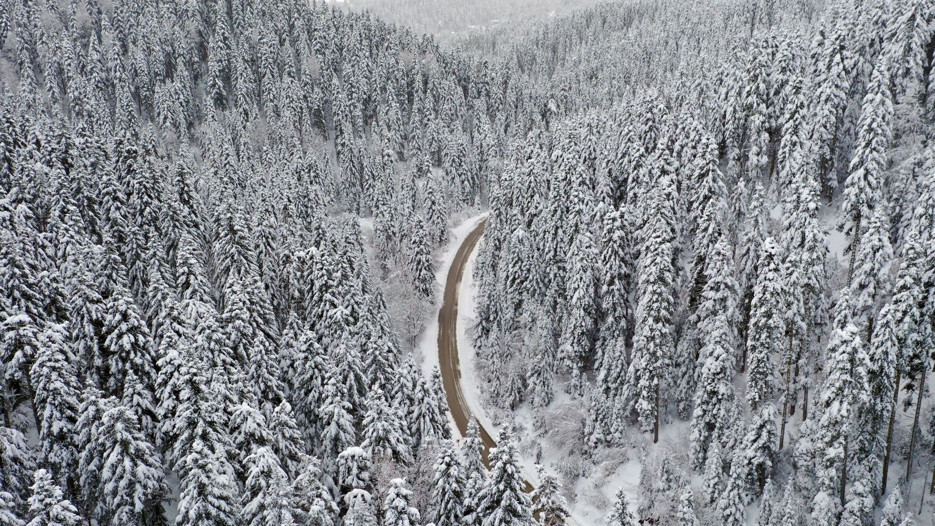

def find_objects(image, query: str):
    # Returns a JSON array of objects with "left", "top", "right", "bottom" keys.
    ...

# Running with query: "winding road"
[
  {"left": 436, "top": 217, "right": 534, "bottom": 493},
  {"left": 437, "top": 218, "right": 497, "bottom": 462},
  {"left": 438, "top": 217, "right": 595, "bottom": 526}
]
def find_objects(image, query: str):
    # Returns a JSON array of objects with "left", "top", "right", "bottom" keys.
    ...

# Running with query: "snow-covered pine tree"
[
  {"left": 338, "top": 447, "right": 374, "bottom": 497},
  {"left": 318, "top": 378, "right": 357, "bottom": 463},
  {"left": 290, "top": 454, "right": 339, "bottom": 525},
  {"left": 361, "top": 387, "right": 411, "bottom": 464},
  {"left": 30, "top": 323, "right": 81, "bottom": 496},
  {"left": 811, "top": 299, "right": 868, "bottom": 526},
  {"left": 715, "top": 459, "right": 746, "bottom": 526},
  {"left": 460, "top": 419, "right": 486, "bottom": 526},
  {"left": 344, "top": 489, "right": 378, "bottom": 526},
  {"left": 175, "top": 438, "right": 241, "bottom": 526},
  {"left": 626, "top": 158, "right": 677, "bottom": 442},
  {"left": 269, "top": 401, "right": 305, "bottom": 478},
  {"left": 407, "top": 215, "right": 435, "bottom": 300},
  {"left": 702, "top": 440, "right": 724, "bottom": 505},
  {"left": 410, "top": 374, "right": 449, "bottom": 452},
  {"left": 91, "top": 404, "right": 167, "bottom": 526},
  {"left": 848, "top": 206, "right": 892, "bottom": 342},
  {"left": 606, "top": 490, "right": 637, "bottom": 526},
  {"left": 879, "top": 486, "right": 906, "bottom": 526},
  {"left": 559, "top": 230, "right": 597, "bottom": 394},
  {"left": 25, "top": 469, "right": 83, "bottom": 526},
  {"left": 429, "top": 441, "right": 465, "bottom": 526},
  {"left": 531, "top": 467, "right": 568, "bottom": 526},
  {"left": 596, "top": 207, "right": 631, "bottom": 409},
  {"left": 690, "top": 235, "right": 738, "bottom": 470},
  {"left": 676, "top": 487, "right": 698, "bottom": 526},
  {"left": 229, "top": 402, "right": 273, "bottom": 480},
  {"left": 841, "top": 56, "right": 893, "bottom": 277},
  {"left": 242, "top": 446, "right": 298, "bottom": 526},
  {"left": 381, "top": 478, "right": 420, "bottom": 526},
  {"left": 475, "top": 438, "right": 535, "bottom": 526},
  {"left": 0, "top": 489, "right": 24, "bottom": 526},
  {"left": 745, "top": 238, "right": 784, "bottom": 412}
]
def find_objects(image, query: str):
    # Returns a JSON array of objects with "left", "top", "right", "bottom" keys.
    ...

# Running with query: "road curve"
[
  {"left": 436, "top": 217, "right": 601, "bottom": 526},
  {"left": 437, "top": 217, "right": 535, "bottom": 494},
  {"left": 437, "top": 218, "right": 497, "bottom": 463}
]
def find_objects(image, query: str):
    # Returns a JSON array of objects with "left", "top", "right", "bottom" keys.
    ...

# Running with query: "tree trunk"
[
  {"left": 802, "top": 383, "right": 809, "bottom": 421},
  {"left": 779, "top": 343, "right": 794, "bottom": 449},
  {"left": 882, "top": 370, "right": 901, "bottom": 494},
  {"left": 847, "top": 213, "right": 861, "bottom": 285},
  {"left": 653, "top": 382, "right": 660, "bottom": 444},
  {"left": 841, "top": 434, "right": 849, "bottom": 508},
  {"left": 905, "top": 373, "right": 926, "bottom": 484}
]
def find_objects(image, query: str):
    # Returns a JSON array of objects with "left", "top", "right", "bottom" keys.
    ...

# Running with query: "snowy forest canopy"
[{"left": 0, "top": 0, "right": 934, "bottom": 525}]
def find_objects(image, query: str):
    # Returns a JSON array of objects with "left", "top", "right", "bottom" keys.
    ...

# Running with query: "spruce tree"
[
  {"left": 381, "top": 479, "right": 420, "bottom": 526},
  {"left": 30, "top": 323, "right": 81, "bottom": 495},
  {"left": 242, "top": 446, "right": 297, "bottom": 526},
  {"left": 475, "top": 439, "right": 535, "bottom": 526},
  {"left": 531, "top": 468, "right": 568, "bottom": 526},
  {"left": 25, "top": 470, "right": 83, "bottom": 526},
  {"left": 430, "top": 441, "right": 465, "bottom": 526},
  {"left": 626, "top": 165, "right": 676, "bottom": 442},
  {"left": 175, "top": 439, "right": 241, "bottom": 526},
  {"left": 745, "top": 238, "right": 784, "bottom": 411},
  {"left": 676, "top": 488, "right": 698, "bottom": 526},
  {"left": 606, "top": 490, "right": 637, "bottom": 526},
  {"left": 559, "top": 231, "right": 598, "bottom": 393},
  {"left": 361, "top": 387, "right": 411, "bottom": 464}
]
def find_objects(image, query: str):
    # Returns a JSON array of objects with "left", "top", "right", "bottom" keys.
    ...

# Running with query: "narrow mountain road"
[
  {"left": 438, "top": 216, "right": 588, "bottom": 524},
  {"left": 437, "top": 218, "right": 497, "bottom": 462}
]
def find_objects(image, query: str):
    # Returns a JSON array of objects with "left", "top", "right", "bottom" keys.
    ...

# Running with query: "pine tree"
[
  {"left": 756, "top": 478, "right": 773, "bottom": 526},
  {"left": 841, "top": 57, "right": 892, "bottom": 274},
  {"left": 848, "top": 207, "right": 892, "bottom": 341},
  {"left": 242, "top": 446, "right": 297, "bottom": 526},
  {"left": 559, "top": 231, "right": 598, "bottom": 393},
  {"left": 460, "top": 419, "right": 487, "bottom": 526},
  {"left": 30, "top": 323, "right": 81, "bottom": 495},
  {"left": 840, "top": 466, "right": 872, "bottom": 526},
  {"left": 337, "top": 447, "right": 373, "bottom": 496},
  {"left": 531, "top": 468, "right": 568, "bottom": 526},
  {"left": 715, "top": 459, "right": 746, "bottom": 526},
  {"left": 407, "top": 215, "right": 435, "bottom": 300},
  {"left": 702, "top": 441, "right": 723, "bottom": 505},
  {"left": 879, "top": 486, "right": 905, "bottom": 526},
  {"left": 606, "top": 490, "right": 637, "bottom": 526},
  {"left": 812, "top": 303, "right": 867, "bottom": 525},
  {"left": 175, "top": 439, "right": 241, "bottom": 526},
  {"left": 676, "top": 487, "right": 698, "bottom": 526},
  {"left": 0, "top": 490, "right": 24, "bottom": 526},
  {"left": 318, "top": 378, "right": 357, "bottom": 462},
  {"left": 690, "top": 306, "right": 736, "bottom": 470},
  {"left": 290, "top": 455, "right": 339, "bottom": 526},
  {"left": 93, "top": 405, "right": 167, "bottom": 526},
  {"left": 745, "top": 238, "right": 784, "bottom": 411},
  {"left": 343, "top": 490, "right": 377, "bottom": 526},
  {"left": 228, "top": 402, "right": 273, "bottom": 479},
  {"left": 361, "top": 387, "right": 411, "bottom": 464},
  {"left": 430, "top": 441, "right": 465, "bottom": 526},
  {"left": 269, "top": 401, "right": 305, "bottom": 478},
  {"left": 382, "top": 479, "right": 420, "bottom": 526},
  {"left": 475, "top": 438, "right": 535, "bottom": 526},
  {"left": 411, "top": 374, "right": 449, "bottom": 452},
  {"left": 738, "top": 404, "right": 778, "bottom": 497},
  {"left": 626, "top": 164, "right": 676, "bottom": 442},
  {"left": 25, "top": 470, "right": 83, "bottom": 526}
]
